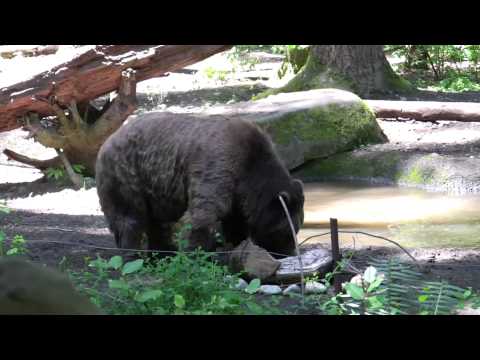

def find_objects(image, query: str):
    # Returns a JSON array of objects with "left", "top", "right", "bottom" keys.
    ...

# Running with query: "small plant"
[
  {"left": 70, "top": 249, "right": 280, "bottom": 315},
  {"left": 45, "top": 166, "right": 65, "bottom": 181},
  {"left": 6, "top": 234, "right": 27, "bottom": 256},
  {"left": 203, "top": 66, "right": 230, "bottom": 83},
  {"left": 318, "top": 256, "right": 478, "bottom": 315},
  {"left": 72, "top": 164, "right": 86, "bottom": 175},
  {"left": 45, "top": 164, "right": 86, "bottom": 181},
  {"left": 0, "top": 233, "right": 28, "bottom": 257},
  {"left": 0, "top": 201, "right": 10, "bottom": 214}
]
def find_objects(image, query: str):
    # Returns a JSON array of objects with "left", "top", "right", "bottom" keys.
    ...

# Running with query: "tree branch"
[
  {"left": 90, "top": 68, "right": 137, "bottom": 141},
  {"left": 0, "top": 45, "right": 233, "bottom": 133},
  {"left": 2, "top": 149, "right": 62, "bottom": 170}
]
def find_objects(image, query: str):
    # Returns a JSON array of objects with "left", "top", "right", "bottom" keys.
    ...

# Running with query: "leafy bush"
[
  {"left": 318, "top": 257, "right": 478, "bottom": 315},
  {"left": 385, "top": 45, "right": 480, "bottom": 92},
  {"left": 46, "top": 164, "right": 86, "bottom": 181},
  {"left": 70, "top": 250, "right": 282, "bottom": 315}
]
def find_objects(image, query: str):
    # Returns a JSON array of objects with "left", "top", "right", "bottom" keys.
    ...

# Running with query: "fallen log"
[
  {"left": 0, "top": 45, "right": 233, "bottom": 179},
  {"left": 0, "top": 45, "right": 233, "bottom": 133},
  {"left": 0, "top": 45, "right": 59, "bottom": 59},
  {"left": 366, "top": 100, "right": 480, "bottom": 122}
]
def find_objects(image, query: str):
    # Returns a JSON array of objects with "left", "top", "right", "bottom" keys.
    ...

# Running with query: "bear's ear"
[{"left": 279, "top": 191, "right": 291, "bottom": 204}]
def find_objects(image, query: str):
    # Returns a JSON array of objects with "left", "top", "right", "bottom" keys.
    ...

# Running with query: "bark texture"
[
  {"left": 366, "top": 100, "right": 480, "bottom": 122},
  {"left": 265, "top": 45, "right": 413, "bottom": 98},
  {"left": 0, "top": 45, "right": 232, "bottom": 133}
]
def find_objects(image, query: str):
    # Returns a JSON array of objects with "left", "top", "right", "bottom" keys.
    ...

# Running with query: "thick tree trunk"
[
  {"left": 269, "top": 45, "right": 414, "bottom": 98},
  {"left": 366, "top": 100, "right": 480, "bottom": 122}
]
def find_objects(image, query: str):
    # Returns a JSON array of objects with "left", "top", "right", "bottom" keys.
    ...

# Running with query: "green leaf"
[
  {"left": 344, "top": 283, "right": 365, "bottom": 300},
  {"left": 108, "top": 279, "right": 130, "bottom": 290},
  {"left": 136, "top": 290, "right": 163, "bottom": 303},
  {"left": 89, "top": 258, "right": 109, "bottom": 270},
  {"left": 245, "top": 278, "right": 261, "bottom": 294},
  {"left": 367, "top": 296, "right": 384, "bottom": 309},
  {"left": 6, "top": 248, "right": 18, "bottom": 256},
  {"left": 122, "top": 259, "right": 144, "bottom": 275},
  {"left": 0, "top": 205, "right": 10, "bottom": 214},
  {"left": 174, "top": 294, "right": 186, "bottom": 309},
  {"left": 367, "top": 277, "right": 384, "bottom": 292},
  {"left": 418, "top": 295, "right": 429, "bottom": 303},
  {"left": 108, "top": 256, "right": 123, "bottom": 270},
  {"left": 463, "top": 289, "right": 473, "bottom": 299}
]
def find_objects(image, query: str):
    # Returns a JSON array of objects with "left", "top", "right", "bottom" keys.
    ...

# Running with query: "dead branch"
[
  {"left": 366, "top": 100, "right": 480, "bottom": 122},
  {"left": 2, "top": 149, "right": 61, "bottom": 169},
  {"left": 0, "top": 45, "right": 233, "bottom": 133}
]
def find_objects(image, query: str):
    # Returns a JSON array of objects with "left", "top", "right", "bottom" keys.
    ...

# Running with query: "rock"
[
  {"left": 268, "top": 247, "right": 333, "bottom": 283},
  {"left": 0, "top": 257, "right": 102, "bottom": 315},
  {"left": 206, "top": 89, "right": 387, "bottom": 170},
  {"left": 456, "top": 305, "right": 480, "bottom": 315},
  {"left": 283, "top": 284, "right": 301, "bottom": 295},
  {"left": 305, "top": 281, "right": 327, "bottom": 294},
  {"left": 225, "top": 276, "right": 249, "bottom": 290},
  {"left": 234, "top": 278, "right": 249, "bottom": 290},
  {"left": 296, "top": 145, "right": 480, "bottom": 195},
  {"left": 228, "top": 239, "right": 281, "bottom": 281},
  {"left": 259, "top": 285, "right": 282, "bottom": 295}
]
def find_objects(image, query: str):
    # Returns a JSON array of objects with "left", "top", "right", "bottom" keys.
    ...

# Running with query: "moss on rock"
[
  {"left": 254, "top": 48, "right": 415, "bottom": 100},
  {"left": 207, "top": 89, "right": 387, "bottom": 170},
  {"left": 295, "top": 148, "right": 480, "bottom": 195}
]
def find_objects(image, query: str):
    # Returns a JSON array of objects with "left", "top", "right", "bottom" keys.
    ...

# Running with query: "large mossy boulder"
[
  {"left": 294, "top": 144, "right": 480, "bottom": 195},
  {"left": 207, "top": 89, "right": 388, "bottom": 170}
]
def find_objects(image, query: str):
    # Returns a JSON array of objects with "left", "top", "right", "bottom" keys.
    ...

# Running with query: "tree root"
[
  {"left": 3, "top": 149, "right": 62, "bottom": 170},
  {"left": 55, "top": 149, "right": 84, "bottom": 189}
]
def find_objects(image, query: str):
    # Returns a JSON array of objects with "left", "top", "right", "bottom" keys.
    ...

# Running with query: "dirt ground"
[{"left": 1, "top": 48, "right": 480, "bottom": 295}]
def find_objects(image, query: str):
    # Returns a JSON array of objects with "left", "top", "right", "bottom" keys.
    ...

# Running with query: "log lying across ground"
[
  {"left": 0, "top": 45, "right": 59, "bottom": 59},
  {"left": 0, "top": 45, "right": 232, "bottom": 133},
  {"left": 366, "top": 100, "right": 480, "bottom": 122}
]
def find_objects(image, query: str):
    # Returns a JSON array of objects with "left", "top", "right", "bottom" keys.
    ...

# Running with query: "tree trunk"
[
  {"left": 1, "top": 45, "right": 233, "bottom": 183},
  {"left": 0, "top": 45, "right": 232, "bottom": 133},
  {"left": 366, "top": 100, "right": 480, "bottom": 122},
  {"left": 269, "top": 45, "right": 414, "bottom": 98}
]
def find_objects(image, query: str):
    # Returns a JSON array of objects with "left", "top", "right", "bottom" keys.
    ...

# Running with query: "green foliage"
[
  {"left": 46, "top": 167, "right": 65, "bottom": 181},
  {"left": 0, "top": 204, "right": 27, "bottom": 257},
  {"left": 70, "top": 250, "right": 278, "bottom": 315},
  {"left": 230, "top": 45, "right": 310, "bottom": 79},
  {"left": 72, "top": 164, "right": 86, "bottom": 175},
  {"left": 0, "top": 233, "right": 27, "bottom": 257},
  {"left": 203, "top": 66, "right": 230, "bottom": 83},
  {"left": 277, "top": 45, "right": 310, "bottom": 79},
  {"left": 386, "top": 45, "right": 480, "bottom": 92},
  {"left": 45, "top": 164, "right": 86, "bottom": 181},
  {"left": 0, "top": 201, "right": 10, "bottom": 214},
  {"left": 319, "top": 257, "right": 477, "bottom": 315}
]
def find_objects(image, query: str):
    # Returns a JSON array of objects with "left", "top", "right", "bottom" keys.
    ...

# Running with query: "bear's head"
[{"left": 251, "top": 179, "right": 304, "bottom": 257}]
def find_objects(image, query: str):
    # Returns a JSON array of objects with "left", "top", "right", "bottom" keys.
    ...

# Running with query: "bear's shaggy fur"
[{"left": 95, "top": 112, "right": 304, "bottom": 256}]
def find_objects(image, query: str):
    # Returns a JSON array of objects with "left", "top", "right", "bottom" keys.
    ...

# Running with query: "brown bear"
[{"left": 95, "top": 112, "right": 304, "bottom": 256}]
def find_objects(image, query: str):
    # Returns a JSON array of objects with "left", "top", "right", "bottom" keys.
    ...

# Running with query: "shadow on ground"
[
  {"left": 137, "top": 83, "right": 269, "bottom": 111},
  {"left": 0, "top": 177, "right": 76, "bottom": 200}
]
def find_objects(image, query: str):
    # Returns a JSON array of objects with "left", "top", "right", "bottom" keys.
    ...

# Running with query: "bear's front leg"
[{"left": 178, "top": 208, "right": 218, "bottom": 253}]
